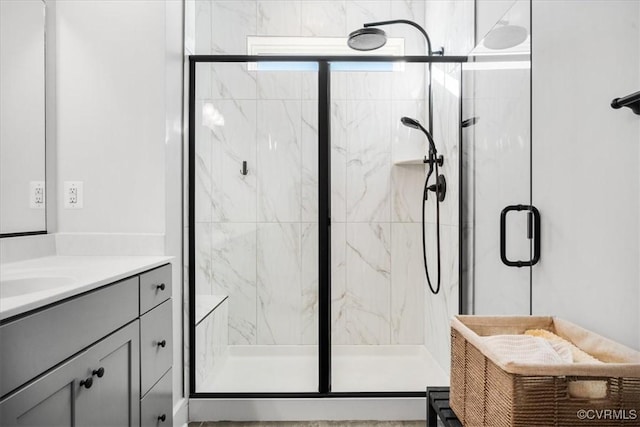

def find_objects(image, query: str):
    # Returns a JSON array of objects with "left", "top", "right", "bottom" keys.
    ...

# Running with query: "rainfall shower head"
[
  {"left": 401, "top": 116, "right": 437, "bottom": 154},
  {"left": 347, "top": 27, "right": 387, "bottom": 51}
]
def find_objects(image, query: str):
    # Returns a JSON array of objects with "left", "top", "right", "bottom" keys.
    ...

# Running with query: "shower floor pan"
[{"left": 197, "top": 344, "right": 448, "bottom": 393}]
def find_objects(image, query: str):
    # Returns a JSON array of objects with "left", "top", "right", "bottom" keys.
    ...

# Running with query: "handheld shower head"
[{"left": 400, "top": 116, "right": 437, "bottom": 154}]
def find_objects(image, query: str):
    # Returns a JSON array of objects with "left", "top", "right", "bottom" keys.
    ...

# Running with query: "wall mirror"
[{"left": 0, "top": 0, "right": 47, "bottom": 236}]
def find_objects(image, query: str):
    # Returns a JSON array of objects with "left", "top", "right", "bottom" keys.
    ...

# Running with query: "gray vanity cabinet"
[
  {"left": 0, "top": 263, "right": 172, "bottom": 427},
  {"left": 0, "top": 321, "right": 140, "bottom": 427}
]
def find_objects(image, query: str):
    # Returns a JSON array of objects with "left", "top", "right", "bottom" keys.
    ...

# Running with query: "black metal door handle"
[{"left": 500, "top": 204, "right": 540, "bottom": 267}]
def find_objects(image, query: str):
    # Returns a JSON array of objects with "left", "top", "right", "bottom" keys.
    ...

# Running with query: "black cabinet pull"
[
  {"left": 92, "top": 367, "right": 105, "bottom": 378},
  {"left": 157, "top": 339, "right": 166, "bottom": 348},
  {"left": 158, "top": 414, "right": 167, "bottom": 422},
  {"left": 79, "top": 377, "right": 93, "bottom": 389},
  {"left": 156, "top": 283, "right": 166, "bottom": 291}
]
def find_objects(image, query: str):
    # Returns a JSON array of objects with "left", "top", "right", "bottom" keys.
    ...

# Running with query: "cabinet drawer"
[
  {"left": 140, "top": 264, "right": 171, "bottom": 315},
  {"left": 140, "top": 300, "right": 172, "bottom": 396},
  {"left": 140, "top": 368, "right": 172, "bottom": 427},
  {"left": 0, "top": 277, "right": 139, "bottom": 398}
]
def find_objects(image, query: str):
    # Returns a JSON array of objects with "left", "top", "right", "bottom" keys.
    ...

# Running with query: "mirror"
[{"left": 0, "top": 0, "right": 46, "bottom": 236}]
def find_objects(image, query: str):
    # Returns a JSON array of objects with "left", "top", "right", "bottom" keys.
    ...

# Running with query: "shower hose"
[{"left": 422, "top": 151, "right": 441, "bottom": 295}]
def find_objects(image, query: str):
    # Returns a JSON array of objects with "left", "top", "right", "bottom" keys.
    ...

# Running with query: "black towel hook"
[{"left": 611, "top": 90, "right": 640, "bottom": 115}]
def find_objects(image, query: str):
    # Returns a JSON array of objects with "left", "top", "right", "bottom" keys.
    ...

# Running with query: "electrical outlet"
[
  {"left": 30, "top": 181, "right": 45, "bottom": 209},
  {"left": 64, "top": 181, "right": 83, "bottom": 209}
]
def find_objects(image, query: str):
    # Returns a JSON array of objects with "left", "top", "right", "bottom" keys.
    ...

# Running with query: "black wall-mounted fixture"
[
  {"left": 611, "top": 90, "right": 640, "bottom": 115},
  {"left": 240, "top": 161, "right": 249, "bottom": 176}
]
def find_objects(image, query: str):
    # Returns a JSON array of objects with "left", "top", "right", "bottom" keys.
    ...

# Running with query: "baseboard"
[{"left": 189, "top": 397, "right": 426, "bottom": 422}]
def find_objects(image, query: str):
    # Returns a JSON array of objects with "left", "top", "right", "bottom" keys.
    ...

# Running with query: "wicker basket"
[{"left": 450, "top": 315, "right": 640, "bottom": 427}]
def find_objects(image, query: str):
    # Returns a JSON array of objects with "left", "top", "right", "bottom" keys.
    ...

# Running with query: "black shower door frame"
[{"left": 188, "top": 54, "right": 467, "bottom": 399}]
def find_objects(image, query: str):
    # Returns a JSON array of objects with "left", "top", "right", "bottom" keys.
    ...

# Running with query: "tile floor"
[{"left": 190, "top": 422, "right": 425, "bottom": 427}]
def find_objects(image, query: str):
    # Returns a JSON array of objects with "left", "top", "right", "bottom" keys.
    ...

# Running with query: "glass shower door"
[
  {"left": 461, "top": 0, "right": 533, "bottom": 315},
  {"left": 192, "top": 61, "right": 319, "bottom": 393}
]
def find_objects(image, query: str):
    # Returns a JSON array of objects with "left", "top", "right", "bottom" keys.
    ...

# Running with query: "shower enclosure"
[{"left": 188, "top": 54, "right": 467, "bottom": 396}]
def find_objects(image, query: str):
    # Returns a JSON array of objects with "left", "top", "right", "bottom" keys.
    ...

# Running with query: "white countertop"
[{"left": 0, "top": 255, "right": 173, "bottom": 321}]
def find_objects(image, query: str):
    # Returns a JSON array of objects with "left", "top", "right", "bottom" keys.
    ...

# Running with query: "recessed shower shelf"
[{"left": 393, "top": 158, "right": 426, "bottom": 165}]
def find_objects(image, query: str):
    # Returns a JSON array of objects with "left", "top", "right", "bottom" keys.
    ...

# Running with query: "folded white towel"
[{"left": 482, "top": 334, "right": 573, "bottom": 365}]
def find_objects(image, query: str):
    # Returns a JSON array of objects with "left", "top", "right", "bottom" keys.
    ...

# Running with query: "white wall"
[
  {"left": 54, "top": 0, "right": 185, "bottom": 411},
  {"left": 55, "top": 0, "right": 166, "bottom": 234},
  {"left": 532, "top": 0, "right": 640, "bottom": 350}
]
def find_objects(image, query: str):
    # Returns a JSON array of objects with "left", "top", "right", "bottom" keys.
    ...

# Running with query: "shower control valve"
[{"left": 425, "top": 175, "right": 447, "bottom": 202}]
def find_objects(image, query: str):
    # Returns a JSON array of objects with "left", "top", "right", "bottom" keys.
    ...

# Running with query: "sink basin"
[{"left": 1, "top": 276, "right": 77, "bottom": 298}]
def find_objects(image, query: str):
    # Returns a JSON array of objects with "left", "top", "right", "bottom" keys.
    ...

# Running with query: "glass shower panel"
[
  {"left": 329, "top": 61, "right": 453, "bottom": 392},
  {"left": 461, "top": 0, "right": 532, "bottom": 315},
  {"left": 193, "top": 62, "right": 318, "bottom": 392}
]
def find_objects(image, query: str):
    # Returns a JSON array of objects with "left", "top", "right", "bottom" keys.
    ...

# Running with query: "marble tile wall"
[
  {"left": 195, "top": 298, "right": 229, "bottom": 390},
  {"left": 193, "top": 0, "right": 463, "bottom": 351}
]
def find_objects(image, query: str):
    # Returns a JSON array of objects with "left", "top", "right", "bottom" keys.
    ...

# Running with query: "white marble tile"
[
  {"left": 209, "top": 100, "right": 258, "bottom": 222},
  {"left": 211, "top": 63, "right": 257, "bottom": 100},
  {"left": 195, "top": 100, "right": 213, "bottom": 222},
  {"left": 301, "top": 1, "right": 347, "bottom": 37},
  {"left": 194, "top": 0, "right": 212, "bottom": 54},
  {"left": 346, "top": 1, "right": 391, "bottom": 37},
  {"left": 257, "top": 1, "right": 301, "bottom": 36},
  {"left": 345, "top": 222, "right": 391, "bottom": 344},
  {"left": 392, "top": 63, "right": 427, "bottom": 101},
  {"left": 211, "top": 223, "right": 257, "bottom": 345},
  {"left": 390, "top": 0, "right": 426, "bottom": 55},
  {"left": 257, "top": 222, "right": 302, "bottom": 344},
  {"left": 391, "top": 100, "right": 427, "bottom": 222},
  {"left": 301, "top": 71, "right": 319, "bottom": 100},
  {"left": 346, "top": 71, "right": 393, "bottom": 101},
  {"left": 257, "top": 71, "right": 302, "bottom": 100},
  {"left": 331, "top": 222, "right": 348, "bottom": 345},
  {"left": 331, "top": 101, "right": 348, "bottom": 223},
  {"left": 346, "top": 101, "right": 392, "bottom": 222},
  {"left": 301, "top": 101, "right": 319, "bottom": 222},
  {"left": 195, "top": 222, "right": 213, "bottom": 295},
  {"left": 195, "top": 299, "right": 229, "bottom": 390},
  {"left": 391, "top": 223, "right": 425, "bottom": 344},
  {"left": 257, "top": 100, "right": 302, "bottom": 222},
  {"left": 211, "top": 1, "right": 257, "bottom": 54},
  {"left": 423, "top": 223, "right": 459, "bottom": 374},
  {"left": 301, "top": 223, "right": 319, "bottom": 345}
]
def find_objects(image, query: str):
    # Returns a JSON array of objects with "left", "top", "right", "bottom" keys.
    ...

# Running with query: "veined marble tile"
[
  {"left": 194, "top": 0, "right": 212, "bottom": 55},
  {"left": 345, "top": 222, "right": 391, "bottom": 344},
  {"left": 257, "top": 1, "right": 301, "bottom": 36},
  {"left": 390, "top": 0, "right": 426, "bottom": 55},
  {"left": 301, "top": 101, "right": 319, "bottom": 222},
  {"left": 346, "top": 1, "right": 392, "bottom": 39},
  {"left": 301, "top": 223, "right": 319, "bottom": 345},
  {"left": 392, "top": 63, "right": 427, "bottom": 101},
  {"left": 209, "top": 100, "right": 257, "bottom": 222},
  {"left": 257, "top": 222, "right": 303, "bottom": 344},
  {"left": 301, "top": 1, "right": 347, "bottom": 37},
  {"left": 391, "top": 223, "right": 425, "bottom": 344},
  {"left": 346, "top": 71, "right": 393, "bottom": 101},
  {"left": 391, "top": 100, "right": 427, "bottom": 222},
  {"left": 331, "top": 101, "right": 348, "bottom": 223},
  {"left": 331, "top": 222, "right": 349, "bottom": 345},
  {"left": 211, "top": 63, "right": 257, "bottom": 100},
  {"left": 211, "top": 223, "right": 257, "bottom": 345},
  {"left": 195, "top": 63, "right": 212, "bottom": 101},
  {"left": 195, "top": 100, "right": 213, "bottom": 223},
  {"left": 346, "top": 101, "right": 392, "bottom": 222},
  {"left": 211, "top": 1, "right": 257, "bottom": 54},
  {"left": 195, "top": 222, "right": 213, "bottom": 295},
  {"left": 257, "top": 100, "right": 302, "bottom": 222},
  {"left": 423, "top": 223, "right": 459, "bottom": 374},
  {"left": 257, "top": 71, "right": 302, "bottom": 100},
  {"left": 301, "top": 71, "right": 319, "bottom": 100}
]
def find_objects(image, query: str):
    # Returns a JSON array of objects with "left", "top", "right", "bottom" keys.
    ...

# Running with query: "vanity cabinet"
[
  {"left": 0, "top": 263, "right": 172, "bottom": 427},
  {"left": 0, "top": 321, "right": 140, "bottom": 426}
]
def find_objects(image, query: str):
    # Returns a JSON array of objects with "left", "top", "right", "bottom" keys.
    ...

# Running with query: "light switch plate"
[{"left": 64, "top": 181, "right": 83, "bottom": 209}]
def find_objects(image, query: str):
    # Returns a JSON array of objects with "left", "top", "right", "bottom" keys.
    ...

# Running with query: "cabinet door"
[
  {"left": 76, "top": 321, "right": 140, "bottom": 427},
  {"left": 0, "top": 321, "right": 140, "bottom": 427}
]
